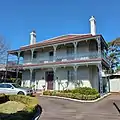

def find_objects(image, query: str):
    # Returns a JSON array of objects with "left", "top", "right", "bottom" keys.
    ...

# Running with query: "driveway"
[{"left": 39, "top": 94, "right": 120, "bottom": 120}]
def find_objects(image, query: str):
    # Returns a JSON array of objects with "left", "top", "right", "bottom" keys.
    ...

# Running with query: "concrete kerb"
[{"left": 40, "top": 93, "right": 111, "bottom": 103}]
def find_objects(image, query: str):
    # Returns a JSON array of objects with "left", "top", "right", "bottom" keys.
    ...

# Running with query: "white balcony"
[{"left": 7, "top": 51, "right": 110, "bottom": 67}]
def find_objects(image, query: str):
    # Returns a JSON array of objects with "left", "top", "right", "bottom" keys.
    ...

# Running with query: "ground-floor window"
[
  {"left": 32, "top": 71, "right": 35, "bottom": 82},
  {"left": 67, "top": 70, "right": 74, "bottom": 81}
]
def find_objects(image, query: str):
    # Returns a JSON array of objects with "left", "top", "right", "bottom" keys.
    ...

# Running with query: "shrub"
[
  {"left": 43, "top": 90, "right": 53, "bottom": 96},
  {"left": 43, "top": 87, "right": 100, "bottom": 100},
  {"left": 71, "top": 87, "right": 99, "bottom": 95},
  {"left": 59, "top": 89, "right": 72, "bottom": 93}
]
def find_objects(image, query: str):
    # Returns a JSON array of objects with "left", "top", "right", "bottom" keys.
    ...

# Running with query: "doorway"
[{"left": 45, "top": 71, "right": 54, "bottom": 90}]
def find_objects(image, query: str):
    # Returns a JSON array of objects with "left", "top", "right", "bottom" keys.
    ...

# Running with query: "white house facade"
[{"left": 7, "top": 16, "right": 110, "bottom": 94}]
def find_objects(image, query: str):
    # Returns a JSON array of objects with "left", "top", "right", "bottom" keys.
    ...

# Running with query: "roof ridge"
[
  {"left": 34, "top": 33, "right": 92, "bottom": 43},
  {"left": 68, "top": 33, "right": 92, "bottom": 36},
  {"left": 20, "top": 34, "right": 96, "bottom": 48},
  {"left": 41, "top": 34, "right": 70, "bottom": 42},
  {"left": 20, "top": 34, "right": 70, "bottom": 48}
]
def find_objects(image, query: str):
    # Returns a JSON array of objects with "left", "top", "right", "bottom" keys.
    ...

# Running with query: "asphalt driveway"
[{"left": 39, "top": 94, "right": 120, "bottom": 120}]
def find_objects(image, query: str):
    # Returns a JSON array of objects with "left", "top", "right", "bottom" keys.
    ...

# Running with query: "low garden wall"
[
  {"left": 0, "top": 94, "right": 42, "bottom": 120},
  {"left": 43, "top": 87, "right": 100, "bottom": 100}
]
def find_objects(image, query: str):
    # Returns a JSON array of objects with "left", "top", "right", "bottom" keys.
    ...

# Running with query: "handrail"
[{"left": 7, "top": 51, "right": 109, "bottom": 66}]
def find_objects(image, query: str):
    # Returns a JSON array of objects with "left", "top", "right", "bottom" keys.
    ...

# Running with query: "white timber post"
[
  {"left": 73, "top": 65, "right": 78, "bottom": 88},
  {"left": 98, "top": 63, "right": 103, "bottom": 95},
  {"left": 97, "top": 36, "right": 103, "bottom": 95},
  {"left": 96, "top": 37, "right": 101, "bottom": 58},
  {"left": 53, "top": 67, "right": 57, "bottom": 90},
  {"left": 31, "top": 49, "right": 34, "bottom": 62},
  {"left": 53, "top": 45, "right": 57, "bottom": 62},
  {"left": 30, "top": 68, "right": 33, "bottom": 87},
  {"left": 73, "top": 42, "right": 77, "bottom": 60}
]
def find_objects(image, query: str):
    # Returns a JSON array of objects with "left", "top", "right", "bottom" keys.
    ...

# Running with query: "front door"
[{"left": 45, "top": 71, "right": 54, "bottom": 90}]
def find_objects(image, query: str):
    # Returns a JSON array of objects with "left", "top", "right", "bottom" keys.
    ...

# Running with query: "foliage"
[
  {"left": 70, "top": 87, "right": 98, "bottom": 95},
  {"left": 43, "top": 87, "right": 100, "bottom": 100},
  {"left": 0, "top": 94, "right": 39, "bottom": 120},
  {"left": 0, "top": 36, "right": 8, "bottom": 63},
  {"left": 0, "top": 78, "right": 22, "bottom": 85},
  {"left": 116, "top": 66, "right": 120, "bottom": 71},
  {"left": 108, "top": 41, "right": 120, "bottom": 73},
  {"left": 30, "top": 84, "right": 35, "bottom": 90},
  {"left": 9, "top": 78, "right": 21, "bottom": 85}
]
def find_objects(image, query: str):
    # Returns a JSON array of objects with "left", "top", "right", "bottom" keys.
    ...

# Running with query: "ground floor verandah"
[{"left": 21, "top": 64, "right": 110, "bottom": 94}]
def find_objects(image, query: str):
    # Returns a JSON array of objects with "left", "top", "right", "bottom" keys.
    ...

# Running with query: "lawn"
[{"left": 0, "top": 101, "right": 25, "bottom": 114}]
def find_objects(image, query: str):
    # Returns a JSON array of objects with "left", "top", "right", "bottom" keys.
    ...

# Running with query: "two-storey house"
[{"left": 7, "top": 16, "right": 110, "bottom": 94}]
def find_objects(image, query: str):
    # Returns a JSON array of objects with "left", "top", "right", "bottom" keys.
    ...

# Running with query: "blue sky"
[{"left": 0, "top": 0, "right": 120, "bottom": 50}]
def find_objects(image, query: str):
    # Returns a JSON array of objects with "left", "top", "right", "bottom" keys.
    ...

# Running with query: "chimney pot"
[
  {"left": 89, "top": 16, "right": 96, "bottom": 35},
  {"left": 30, "top": 30, "right": 36, "bottom": 45}
]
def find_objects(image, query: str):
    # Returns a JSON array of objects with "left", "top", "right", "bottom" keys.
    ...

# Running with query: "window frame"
[
  {"left": 4, "top": 84, "right": 13, "bottom": 88},
  {"left": 33, "top": 51, "right": 37, "bottom": 58},
  {"left": 0, "top": 84, "right": 5, "bottom": 88},
  {"left": 67, "top": 46, "right": 74, "bottom": 55},
  {"left": 49, "top": 51, "right": 54, "bottom": 56},
  {"left": 67, "top": 70, "right": 74, "bottom": 81}
]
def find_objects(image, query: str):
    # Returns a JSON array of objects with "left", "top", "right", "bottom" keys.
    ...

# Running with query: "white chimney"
[
  {"left": 30, "top": 30, "right": 36, "bottom": 45},
  {"left": 89, "top": 16, "right": 96, "bottom": 35}
]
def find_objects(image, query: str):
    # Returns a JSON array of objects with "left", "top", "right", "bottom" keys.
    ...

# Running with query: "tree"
[
  {"left": 0, "top": 36, "right": 8, "bottom": 64},
  {"left": 108, "top": 38, "right": 120, "bottom": 73}
]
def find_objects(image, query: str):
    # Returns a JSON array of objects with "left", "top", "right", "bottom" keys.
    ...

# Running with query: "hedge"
[
  {"left": 59, "top": 87, "right": 99, "bottom": 95},
  {"left": 0, "top": 94, "right": 39, "bottom": 120},
  {"left": 43, "top": 87, "right": 100, "bottom": 100}
]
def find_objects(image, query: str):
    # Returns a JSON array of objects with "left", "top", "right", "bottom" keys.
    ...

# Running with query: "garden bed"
[
  {"left": 43, "top": 87, "right": 100, "bottom": 100},
  {"left": 0, "top": 94, "right": 41, "bottom": 120}
]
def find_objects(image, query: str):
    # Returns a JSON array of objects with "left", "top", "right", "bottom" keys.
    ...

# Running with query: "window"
[
  {"left": 67, "top": 70, "right": 74, "bottom": 81},
  {"left": 32, "top": 71, "right": 35, "bottom": 82},
  {"left": 4, "top": 84, "right": 12, "bottom": 88},
  {"left": 49, "top": 51, "right": 53, "bottom": 56},
  {"left": 0, "top": 84, "right": 5, "bottom": 88},
  {"left": 67, "top": 47, "right": 74, "bottom": 55},
  {"left": 12, "top": 84, "right": 21, "bottom": 88},
  {"left": 33, "top": 51, "right": 37, "bottom": 58}
]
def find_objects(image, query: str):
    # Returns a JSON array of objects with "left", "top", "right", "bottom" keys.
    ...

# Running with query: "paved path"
[{"left": 39, "top": 94, "right": 120, "bottom": 120}]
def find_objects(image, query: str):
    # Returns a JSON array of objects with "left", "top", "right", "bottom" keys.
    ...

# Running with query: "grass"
[{"left": 0, "top": 101, "right": 25, "bottom": 114}]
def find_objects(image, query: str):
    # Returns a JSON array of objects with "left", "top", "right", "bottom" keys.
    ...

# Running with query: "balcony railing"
[
  {"left": 7, "top": 51, "right": 110, "bottom": 67},
  {"left": 6, "top": 52, "right": 109, "bottom": 66}
]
